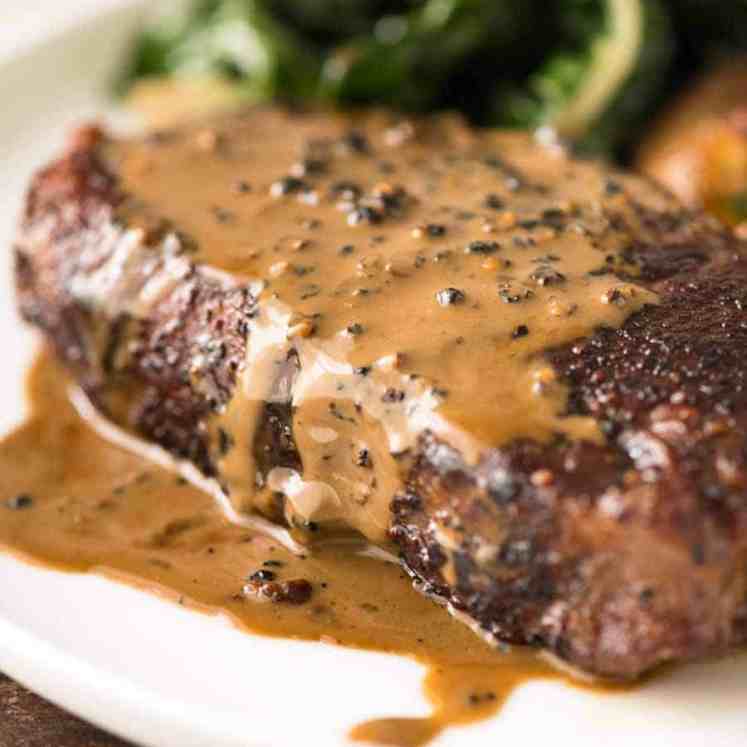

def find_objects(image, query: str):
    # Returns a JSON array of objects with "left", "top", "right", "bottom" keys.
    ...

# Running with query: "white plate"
[{"left": 1, "top": 6, "right": 747, "bottom": 746}]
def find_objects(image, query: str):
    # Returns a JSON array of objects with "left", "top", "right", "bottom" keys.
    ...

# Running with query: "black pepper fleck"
[
  {"left": 338, "top": 130, "right": 369, "bottom": 154},
  {"left": 271, "top": 176, "right": 308, "bottom": 197},
  {"left": 382, "top": 388, "right": 405, "bottom": 403},
  {"left": 291, "top": 158, "right": 326, "bottom": 177},
  {"left": 529, "top": 266, "right": 566, "bottom": 286},
  {"left": 356, "top": 449, "right": 372, "bottom": 468},
  {"left": 541, "top": 208, "right": 566, "bottom": 227},
  {"left": 212, "top": 206, "right": 235, "bottom": 224},
  {"left": 605, "top": 178, "right": 623, "bottom": 195},
  {"left": 498, "top": 287, "right": 534, "bottom": 304},
  {"left": 465, "top": 240, "right": 500, "bottom": 255},
  {"left": 249, "top": 569, "right": 276, "bottom": 582},
  {"left": 348, "top": 206, "right": 382, "bottom": 226},
  {"left": 218, "top": 428, "right": 234, "bottom": 456},
  {"left": 468, "top": 692, "right": 497, "bottom": 705},
  {"left": 519, "top": 219, "right": 539, "bottom": 230},
  {"left": 5, "top": 494, "right": 33, "bottom": 510},
  {"left": 436, "top": 287, "right": 466, "bottom": 306}
]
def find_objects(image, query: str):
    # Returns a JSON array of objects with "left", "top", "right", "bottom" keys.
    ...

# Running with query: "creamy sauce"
[
  {"left": 77, "top": 108, "right": 661, "bottom": 544},
  {"left": 0, "top": 354, "right": 622, "bottom": 746},
  {"left": 7, "top": 105, "right": 664, "bottom": 743}
]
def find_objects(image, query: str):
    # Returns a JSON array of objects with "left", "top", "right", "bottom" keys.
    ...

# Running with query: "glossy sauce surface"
[
  {"left": 0, "top": 354, "right": 615, "bottom": 746},
  {"left": 85, "top": 107, "right": 660, "bottom": 544}
]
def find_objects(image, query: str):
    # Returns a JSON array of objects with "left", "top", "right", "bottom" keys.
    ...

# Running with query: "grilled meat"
[{"left": 14, "top": 107, "right": 747, "bottom": 679}]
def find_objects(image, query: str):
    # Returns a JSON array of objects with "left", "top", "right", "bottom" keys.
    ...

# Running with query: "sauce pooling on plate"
[
  {"left": 54, "top": 107, "right": 658, "bottom": 546},
  {"left": 0, "top": 354, "right": 617, "bottom": 746}
]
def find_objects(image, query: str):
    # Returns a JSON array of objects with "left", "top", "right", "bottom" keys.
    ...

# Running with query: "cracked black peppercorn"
[
  {"left": 218, "top": 427, "right": 234, "bottom": 456},
  {"left": 291, "top": 158, "right": 326, "bottom": 177},
  {"left": 249, "top": 569, "right": 276, "bottom": 582},
  {"left": 212, "top": 206, "right": 235, "bottom": 224},
  {"left": 339, "top": 130, "right": 369, "bottom": 154},
  {"left": 498, "top": 284, "right": 534, "bottom": 304},
  {"left": 483, "top": 194, "right": 504, "bottom": 210},
  {"left": 529, "top": 266, "right": 566, "bottom": 286},
  {"left": 283, "top": 579, "right": 313, "bottom": 604},
  {"left": 468, "top": 692, "right": 497, "bottom": 705},
  {"left": 639, "top": 588, "right": 655, "bottom": 603},
  {"left": 436, "top": 288, "right": 465, "bottom": 306},
  {"left": 512, "top": 324, "right": 529, "bottom": 339},
  {"left": 541, "top": 208, "right": 566, "bottom": 226},
  {"left": 5, "top": 494, "right": 33, "bottom": 510},
  {"left": 382, "top": 388, "right": 405, "bottom": 403},
  {"left": 426, "top": 223, "right": 446, "bottom": 237},
  {"left": 519, "top": 219, "right": 539, "bottom": 230},
  {"left": 356, "top": 449, "right": 372, "bottom": 468},
  {"left": 465, "top": 240, "right": 499, "bottom": 255},
  {"left": 348, "top": 206, "right": 382, "bottom": 226},
  {"left": 270, "top": 176, "right": 307, "bottom": 196},
  {"left": 605, "top": 178, "right": 623, "bottom": 195}
]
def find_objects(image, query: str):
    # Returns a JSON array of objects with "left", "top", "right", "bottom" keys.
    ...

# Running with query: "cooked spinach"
[
  {"left": 120, "top": 0, "right": 743, "bottom": 155},
  {"left": 498, "top": 0, "right": 674, "bottom": 152},
  {"left": 317, "top": 1, "right": 532, "bottom": 110}
]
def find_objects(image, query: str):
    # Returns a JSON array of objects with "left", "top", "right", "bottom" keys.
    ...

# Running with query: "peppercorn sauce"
[
  {"left": 3, "top": 105, "right": 663, "bottom": 744},
  {"left": 0, "top": 354, "right": 622, "bottom": 747},
  {"left": 95, "top": 107, "right": 659, "bottom": 543}
]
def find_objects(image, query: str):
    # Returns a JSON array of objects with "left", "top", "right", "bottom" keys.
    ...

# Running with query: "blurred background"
[
  {"left": 117, "top": 0, "right": 747, "bottom": 232},
  {"left": 0, "top": 1, "right": 129, "bottom": 60},
  {"left": 2, "top": 0, "right": 746, "bottom": 227}
]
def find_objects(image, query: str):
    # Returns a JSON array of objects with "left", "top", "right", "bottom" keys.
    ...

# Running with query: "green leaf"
[
  {"left": 494, "top": 0, "right": 674, "bottom": 153},
  {"left": 165, "top": 0, "right": 320, "bottom": 98},
  {"left": 319, "top": 0, "right": 526, "bottom": 110}
]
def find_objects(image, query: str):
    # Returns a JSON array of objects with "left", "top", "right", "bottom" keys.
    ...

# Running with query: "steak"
[{"left": 14, "top": 106, "right": 747, "bottom": 679}]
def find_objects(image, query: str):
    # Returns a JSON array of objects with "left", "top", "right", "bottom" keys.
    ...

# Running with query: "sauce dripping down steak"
[{"left": 14, "top": 106, "right": 747, "bottom": 678}]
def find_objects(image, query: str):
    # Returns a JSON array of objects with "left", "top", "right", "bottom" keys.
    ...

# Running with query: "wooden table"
[{"left": 0, "top": 674, "right": 132, "bottom": 746}]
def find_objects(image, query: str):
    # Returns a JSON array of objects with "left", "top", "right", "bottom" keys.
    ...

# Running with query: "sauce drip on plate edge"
[{"left": 0, "top": 352, "right": 622, "bottom": 746}]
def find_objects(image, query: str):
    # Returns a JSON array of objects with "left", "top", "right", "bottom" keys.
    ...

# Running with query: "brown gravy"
[
  {"left": 0, "top": 353, "right": 617, "bottom": 746},
  {"left": 67, "top": 106, "right": 660, "bottom": 546}
]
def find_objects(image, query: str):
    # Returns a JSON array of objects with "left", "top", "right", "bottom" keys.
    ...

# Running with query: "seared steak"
[{"left": 14, "top": 107, "right": 747, "bottom": 679}]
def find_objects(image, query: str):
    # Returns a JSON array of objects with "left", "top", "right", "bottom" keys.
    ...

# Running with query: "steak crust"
[
  {"left": 15, "top": 125, "right": 255, "bottom": 482},
  {"left": 15, "top": 111, "right": 747, "bottom": 679},
  {"left": 393, "top": 257, "right": 747, "bottom": 678}
]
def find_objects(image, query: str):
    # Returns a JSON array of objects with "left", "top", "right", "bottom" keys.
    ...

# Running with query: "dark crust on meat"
[
  {"left": 15, "top": 117, "right": 747, "bottom": 680},
  {"left": 14, "top": 125, "right": 258, "bottom": 478},
  {"left": 393, "top": 232, "right": 747, "bottom": 679}
]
